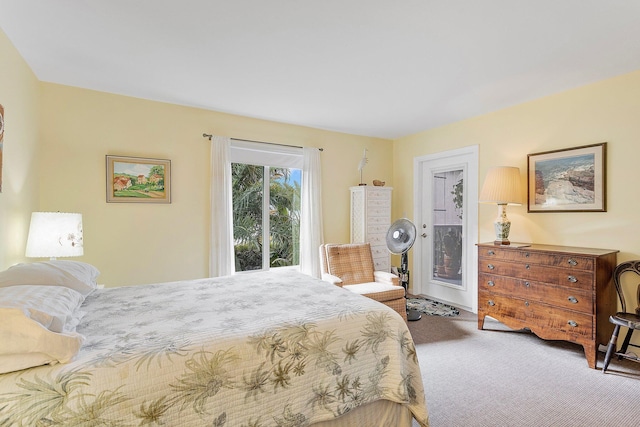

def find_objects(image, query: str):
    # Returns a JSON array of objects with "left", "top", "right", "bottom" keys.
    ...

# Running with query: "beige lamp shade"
[
  {"left": 25, "top": 212, "right": 84, "bottom": 259},
  {"left": 479, "top": 166, "right": 522, "bottom": 205}
]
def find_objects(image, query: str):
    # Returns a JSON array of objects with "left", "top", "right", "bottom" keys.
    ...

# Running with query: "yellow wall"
[
  {"left": 4, "top": 22, "right": 640, "bottom": 326},
  {"left": 0, "top": 28, "right": 41, "bottom": 268},
  {"left": 394, "top": 69, "right": 640, "bottom": 315},
  {"left": 38, "top": 83, "right": 393, "bottom": 286}
]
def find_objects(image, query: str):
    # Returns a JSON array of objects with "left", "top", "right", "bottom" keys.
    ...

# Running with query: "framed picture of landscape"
[
  {"left": 527, "top": 142, "right": 606, "bottom": 212},
  {"left": 106, "top": 155, "right": 171, "bottom": 203}
]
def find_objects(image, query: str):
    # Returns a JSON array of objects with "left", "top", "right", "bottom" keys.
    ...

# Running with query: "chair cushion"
[
  {"left": 325, "top": 243, "right": 375, "bottom": 285},
  {"left": 343, "top": 282, "right": 405, "bottom": 302}
]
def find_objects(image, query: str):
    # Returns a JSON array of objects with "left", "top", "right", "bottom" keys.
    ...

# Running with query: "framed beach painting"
[
  {"left": 527, "top": 143, "right": 606, "bottom": 212},
  {"left": 106, "top": 155, "right": 171, "bottom": 203}
]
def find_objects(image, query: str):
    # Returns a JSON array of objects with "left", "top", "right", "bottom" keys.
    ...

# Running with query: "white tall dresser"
[{"left": 350, "top": 186, "right": 392, "bottom": 272}]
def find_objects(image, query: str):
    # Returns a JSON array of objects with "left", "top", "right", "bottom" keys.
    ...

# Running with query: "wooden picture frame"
[
  {"left": 106, "top": 155, "right": 171, "bottom": 203},
  {"left": 527, "top": 142, "right": 606, "bottom": 212},
  {"left": 0, "top": 104, "right": 4, "bottom": 193}
]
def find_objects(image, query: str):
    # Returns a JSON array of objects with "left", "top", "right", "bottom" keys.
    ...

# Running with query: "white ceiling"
[{"left": 2, "top": 1, "right": 640, "bottom": 139}]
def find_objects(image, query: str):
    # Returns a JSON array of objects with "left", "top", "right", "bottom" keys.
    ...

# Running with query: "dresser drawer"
[
  {"left": 370, "top": 245, "right": 389, "bottom": 259},
  {"left": 367, "top": 198, "right": 391, "bottom": 212},
  {"left": 479, "top": 259, "right": 593, "bottom": 289},
  {"left": 367, "top": 215, "right": 390, "bottom": 226},
  {"left": 479, "top": 292, "right": 593, "bottom": 339},
  {"left": 368, "top": 233, "right": 386, "bottom": 246},
  {"left": 479, "top": 273, "right": 593, "bottom": 313},
  {"left": 479, "top": 247, "right": 594, "bottom": 271},
  {"left": 366, "top": 206, "right": 390, "bottom": 217},
  {"left": 368, "top": 224, "right": 389, "bottom": 235},
  {"left": 373, "top": 256, "right": 389, "bottom": 272},
  {"left": 366, "top": 190, "right": 391, "bottom": 201}
]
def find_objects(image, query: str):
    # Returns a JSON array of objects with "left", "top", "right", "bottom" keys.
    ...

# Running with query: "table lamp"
[
  {"left": 25, "top": 212, "right": 84, "bottom": 259},
  {"left": 479, "top": 167, "right": 522, "bottom": 245}
]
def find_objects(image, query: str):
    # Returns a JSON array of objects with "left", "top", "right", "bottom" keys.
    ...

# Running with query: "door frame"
[{"left": 412, "top": 145, "right": 479, "bottom": 313}]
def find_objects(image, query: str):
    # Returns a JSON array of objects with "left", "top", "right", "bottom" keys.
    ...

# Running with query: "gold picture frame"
[
  {"left": 106, "top": 155, "right": 171, "bottom": 203},
  {"left": 527, "top": 142, "right": 606, "bottom": 212}
]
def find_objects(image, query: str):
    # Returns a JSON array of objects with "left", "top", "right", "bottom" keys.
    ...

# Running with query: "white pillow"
[
  {"left": 0, "top": 260, "right": 100, "bottom": 296},
  {"left": 0, "top": 285, "right": 85, "bottom": 333},
  {"left": 0, "top": 307, "right": 84, "bottom": 374}
]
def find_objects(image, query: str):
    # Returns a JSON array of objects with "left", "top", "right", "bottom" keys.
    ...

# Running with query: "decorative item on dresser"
[
  {"left": 350, "top": 185, "right": 392, "bottom": 272},
  {"left": 478, "top": 166, "right": 523, "bottom": 245},
  {"left": 477, "top": 242, "right": 618, "bottom": 369}
]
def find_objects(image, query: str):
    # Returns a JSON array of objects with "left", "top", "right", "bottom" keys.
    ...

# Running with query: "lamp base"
[
  {"left": 493, "top": 204, "right": 512, "bottom": 246},
  {"left": 493, "top": 240, "right": 511, "bottom": 245}
]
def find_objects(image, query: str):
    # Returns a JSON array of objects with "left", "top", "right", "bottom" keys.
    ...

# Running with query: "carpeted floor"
[{"left": 408, "top": 308, "right": 640, "bottom": 427}]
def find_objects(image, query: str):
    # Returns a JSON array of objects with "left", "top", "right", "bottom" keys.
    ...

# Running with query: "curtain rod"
[{"left": 202, "top": 133, "right": 323, "bottom": 151}]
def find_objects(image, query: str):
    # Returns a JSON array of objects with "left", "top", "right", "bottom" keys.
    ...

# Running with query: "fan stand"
[{"left": 400, "top": 251, "right": 422, "bottom": 321}]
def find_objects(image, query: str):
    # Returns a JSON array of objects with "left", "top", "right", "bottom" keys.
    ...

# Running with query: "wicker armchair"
[{"left": 319, "top": 243, "right": 407, "bottom": 322}]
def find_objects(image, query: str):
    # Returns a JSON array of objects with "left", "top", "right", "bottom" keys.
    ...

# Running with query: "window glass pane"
[
  {"left": 232, "top": 163, "right": 264, "bottom": 272},
  {"left": 269, "top": 167, "right": 301, "bottom": 268},
  {"left": 232, "top": 163, "right": 301, "bottom": 272},
  {"left": 432, "top": 169, "right": 463, "bottom": 286}
]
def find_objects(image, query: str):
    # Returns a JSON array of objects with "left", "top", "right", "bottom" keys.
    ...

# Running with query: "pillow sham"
[
  {"left": 0, "top": 285, "right": 86, "bottom": 333},
  {"left": 0, "top": 307, "right": 84, "bottom": 374},
  {"left": 0, "top": 260, "right": 100, "bottom": 296}
]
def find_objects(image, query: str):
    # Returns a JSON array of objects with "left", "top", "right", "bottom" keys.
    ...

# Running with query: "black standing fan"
[{"left": 386, "top": 218, "right": 422, "bottom": 321}]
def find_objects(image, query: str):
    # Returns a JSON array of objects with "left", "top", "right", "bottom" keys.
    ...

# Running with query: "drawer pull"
[
  {"left": 567, "top": 275, "right": 578, "bottom": 283},
  {"left": 487, "top": 264, "right": 495, "bottom": 270},
  {"left": 567, "top": 296, "right": 578, "bottom": 304},
  {"left": 524, "top": 281, "right": 530, "bottom": 287},
  {"left": 567, "top": 320, "right": 578, "bottom": 327},
  {"left": 488, "top": 300, "right": 495, "bottom": 306},
  {"left": 567, "top": 258, "right": 578, "bottom": 266},
  {"left": 524, "top": 301, "right": 529, "bottom": 307},
  {"left": 487, "top": 250, "right": 495, "bottom": 256},
  {"left": 524, "top": 252, "right": 530, "bottom": 258},
  {"left": 487, "top": 280, "right": 495, "bottom": 287},
  {"left": 525, "top": 264, "right": 531, "bottom": 270}
]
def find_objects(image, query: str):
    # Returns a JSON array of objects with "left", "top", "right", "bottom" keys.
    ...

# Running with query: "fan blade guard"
[{"left": 386, "top": 218, "right": 417, "bottom": 254}]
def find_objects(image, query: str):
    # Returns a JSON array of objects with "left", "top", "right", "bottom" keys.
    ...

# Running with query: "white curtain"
[
  {"left": 209, "top": 136, "right": 235, "bottom": 277},
  {"left": 299, "top": 147, "right": 324, "bottom": 278}
]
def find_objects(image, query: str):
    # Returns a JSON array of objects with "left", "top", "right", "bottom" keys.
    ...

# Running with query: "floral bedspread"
[{"left": 0, "top": 269, "right": 429, "bottom": 426}]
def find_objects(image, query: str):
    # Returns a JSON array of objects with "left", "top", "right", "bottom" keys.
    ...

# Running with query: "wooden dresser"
[{"left": 477, "top": 242, "right": 618, "bottom": 369}]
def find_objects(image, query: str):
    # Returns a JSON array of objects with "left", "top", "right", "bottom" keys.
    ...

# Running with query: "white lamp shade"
[
  {"left": 25, "top": 212, "right": 84, "bottom": 258},
  {"left": 479, "top": 166, "right": 522, "bottom": 205}
]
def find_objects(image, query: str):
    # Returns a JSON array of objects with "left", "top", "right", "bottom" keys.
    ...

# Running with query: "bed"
[{"left": 0, "top": 263, "right": 429, "bottom": 426}]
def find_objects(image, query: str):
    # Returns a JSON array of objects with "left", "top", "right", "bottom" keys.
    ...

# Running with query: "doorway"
[{"left": 412, "top": 146, "right": 478, "bottom": 312}]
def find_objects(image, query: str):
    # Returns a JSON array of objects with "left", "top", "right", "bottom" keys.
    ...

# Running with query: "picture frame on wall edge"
[
  {"left": 106, "top": 155, "right": 171, "bottom": 204},
  {"left": 527, "top": 142, "right": 606, "bottom": 213}
]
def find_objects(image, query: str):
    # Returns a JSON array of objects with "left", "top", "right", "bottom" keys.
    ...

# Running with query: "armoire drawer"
[
  {"left": 478, "top": 292, "right": 593, "bottom": 339},
  {"left": 366, "top": 206, "right": 390, "bottom": 217},
  {"left": 368, "top": 224, "right": 390, "bottom": 235},
  {"left": 479, "top": 259, "right": 593, "bottom": 289},
  {"left": 367, "top": 198, "right": 391, "bottom": 209},
  {"left": 370, "top": 245, "right": 389, "bottom": 259},
  {"left": 479, "top": 273, "right": 593, "bottom": 313}
]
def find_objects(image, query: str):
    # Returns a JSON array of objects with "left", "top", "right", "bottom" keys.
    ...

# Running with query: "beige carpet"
[{"left": 408, "top": 308, "right": 640, "bottom": 427}]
